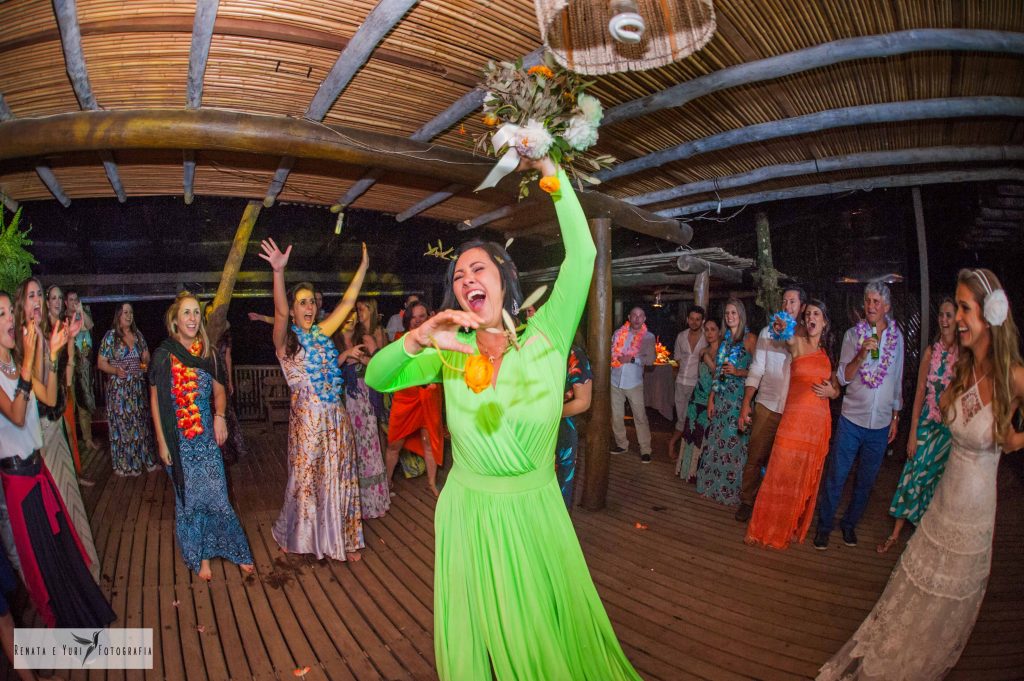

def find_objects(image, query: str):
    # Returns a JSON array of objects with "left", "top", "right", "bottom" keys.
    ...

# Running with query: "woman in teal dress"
[
  {"left": 677, "top": 318, "right": 720, "bottom": 482},
  {"left": 877, "top": 298, "right": 958, "bottom": 553},
  {"left": 696, "top": 299, "right": 756, "bottom": 506},
  {"left": 366, "top": 158, "right": 640, "bottom": 681}
]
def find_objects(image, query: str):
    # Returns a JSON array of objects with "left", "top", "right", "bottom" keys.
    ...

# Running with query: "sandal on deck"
[{"left": 876, "top": 536, "right": 899, "bottom": 554}]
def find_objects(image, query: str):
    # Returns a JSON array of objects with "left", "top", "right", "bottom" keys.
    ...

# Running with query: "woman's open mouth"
[{"left": 466, "top": 289, "right": 486, "bottom": 313}]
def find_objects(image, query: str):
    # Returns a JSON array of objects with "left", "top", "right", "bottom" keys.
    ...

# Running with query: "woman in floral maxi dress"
[
  {"left": 261, "top": 239, "right": 369, "bottom": 562},
  {"left": 697, "top": 299, "right": 756, "bottom": 506}
]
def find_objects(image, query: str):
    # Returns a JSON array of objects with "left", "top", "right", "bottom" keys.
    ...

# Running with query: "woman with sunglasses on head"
[{"left": 819, "top": 268, "right": 1024, "bottom": 680}]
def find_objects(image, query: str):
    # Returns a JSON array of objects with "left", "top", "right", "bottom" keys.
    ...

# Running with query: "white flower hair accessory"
[{"left": 970, "top": 269, "right": 1008, "bottom": 327}]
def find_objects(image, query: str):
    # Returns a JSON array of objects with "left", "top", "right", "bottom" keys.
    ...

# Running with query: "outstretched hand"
[
  {"left": 21, "top": 320, "right": 38, "bottom": 377},
  {"left": 49, "top": 320, "right": 69, "bottom": 356},
  {"left": 516, "top": 156, "right": 558, "bottom": 177},
  {"left": 406, "top": 309, "right": 482, "bottom": 356},
  {"left": 258, "top": 238, "right": 292, "bottom": 272}
]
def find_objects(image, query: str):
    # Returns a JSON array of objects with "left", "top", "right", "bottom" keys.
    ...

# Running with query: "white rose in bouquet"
[
  {"left": 564, "top": 114, "right": 599, "bottom": 151},
  {"left": 515, "top": 119, "right": 554, "bottom": 159},
  {"left": 576, "top": 93, "right": 604, "bottom": 125}
]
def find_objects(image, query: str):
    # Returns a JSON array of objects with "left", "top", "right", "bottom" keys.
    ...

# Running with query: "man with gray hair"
[{"left": 814, "top": 281, "right": 904, "bottom": 550}]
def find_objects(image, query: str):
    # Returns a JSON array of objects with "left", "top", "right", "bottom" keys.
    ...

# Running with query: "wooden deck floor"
[{"left": 6, "top": 424, "right": 1023, "bottom": 680}]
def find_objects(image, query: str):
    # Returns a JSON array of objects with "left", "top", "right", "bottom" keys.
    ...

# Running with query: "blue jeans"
[{"left": 817, "top": 415, "right": 890, "bottom": 534}]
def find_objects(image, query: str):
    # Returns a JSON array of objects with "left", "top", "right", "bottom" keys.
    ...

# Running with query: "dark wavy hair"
[
  {"left": 13, "top": 276, "right": 45, "bottom": 359},
  {"left": 284, "top": 281, "right": 317, "bottom": 359},
  {"left": 440, "top": 240, "right": 524, "bottom": 321},
  {"left": 804, "top": 298, "right": 835, "bottom": 363},
  {"left": 402, "top": 301, "right": 429, "bottom": 332},
  {"left": 109, "top": 301, "right": 141, "bottom": 349}
]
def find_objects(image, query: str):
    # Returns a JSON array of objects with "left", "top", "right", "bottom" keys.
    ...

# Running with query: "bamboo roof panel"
[
  {"left": 0, "top": 40, "right": 80, "bottom": 117},
  {"left": 80, "top": 33, "right": 190, "bottom": 109}
]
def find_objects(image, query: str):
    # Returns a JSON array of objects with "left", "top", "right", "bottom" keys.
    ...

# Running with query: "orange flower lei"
[
  {"left": 610, "top": 322, "right": 646, "bottom": 368},
  {"left": 171, "top": 340, "right": 204, "bottom": 439}
]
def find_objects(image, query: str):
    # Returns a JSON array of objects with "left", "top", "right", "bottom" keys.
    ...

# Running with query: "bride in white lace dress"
[{"left": 818, "top": 268, "right": 1024, "bottom": 681}]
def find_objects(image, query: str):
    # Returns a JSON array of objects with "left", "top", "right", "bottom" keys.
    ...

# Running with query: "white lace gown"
[{"left": 817, "top": 383, "right": 1002, "bottom": 681}]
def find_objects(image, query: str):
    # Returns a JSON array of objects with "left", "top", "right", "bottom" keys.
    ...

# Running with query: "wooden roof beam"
[
  {"left": 600, "top": 97, "right": 1024, "bottom": 183},
  {"left": 332, "top": 49, "right": 545, "bottom": 212},
  {"left": 0, "top": 108, "right": 686, "bottom": 243},
  {"left": 0, "top": 93, "right": 70, "bottom": 207},
  {"left": 630, "top": 145, "right": 1024, "bottom": 207},
  {"left": 1, "top": 190, "right": 18, "bottom": 213},
  {"left": 676, "top": 255, "right": 742, "bottom": 284},
  {"left": 52, "top": 0, "right": 125, "bottom": 203},
  {"left": 657, "top": 168, "right": 1024, "bottom": 219},
  {"left": 396, "top": 184, "right": 463, "bottom": 222},
  {"left": 603, "top": 29, "right": 1024, "bottom": 126},
  {"left": 264, "top": 0, "right": 420, "bottom": 208},
  {"left": 182, "top": 0, "right": 220, "bottom": 204}
]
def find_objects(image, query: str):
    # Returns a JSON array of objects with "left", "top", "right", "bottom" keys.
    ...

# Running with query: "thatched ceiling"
[{"left": 0, "top": 0, "right": 1022, "bottom": 252}]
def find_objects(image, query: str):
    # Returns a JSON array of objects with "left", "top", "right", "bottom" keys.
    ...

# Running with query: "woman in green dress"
[
  {"left": 676, "top": 318, "right": 720, "bottom": 482},
  {"left": 366, "top": 158, "right": 641, "bottom": 681},
  {"left": 877, "top": 298, "right": 958, "bottom": 553}
]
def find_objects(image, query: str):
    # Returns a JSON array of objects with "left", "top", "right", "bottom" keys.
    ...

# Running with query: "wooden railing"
[{"left": 233, "top": 365, "right": 285, "bottom": 421}]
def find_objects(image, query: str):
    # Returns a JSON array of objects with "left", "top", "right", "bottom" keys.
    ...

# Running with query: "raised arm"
[
  {"left": 33, "top": 321, "right": 66, "bottom": 407},
  {"left": 528, "top": 163, "right": 596, "bottom": 354},
  {"left": 321, "top": 242, "right": 368, "bottom": 339},
  {"left": 258, "top": 238, "right": 292, "bottom": 356}
]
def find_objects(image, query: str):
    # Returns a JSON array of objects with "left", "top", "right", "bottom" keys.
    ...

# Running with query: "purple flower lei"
[{"left": 855, "top": 320, "right": 900, "bottom": 389}]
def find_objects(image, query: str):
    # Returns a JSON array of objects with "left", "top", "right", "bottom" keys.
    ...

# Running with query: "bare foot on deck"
[
  {"left": 428, "top": 484, "right": 439, "bottom": 497},
  {"left": 79, "top": 477, "right": 95, "bottom": 487},
  {"left": 198, "top": 560, "right": 212, "bottom": 581},
  {"left": 240, "top": 564, "right": 255, "bottom": 575},
  {"left": 347, "top": 551, "right": 362, "bottom": 562}
]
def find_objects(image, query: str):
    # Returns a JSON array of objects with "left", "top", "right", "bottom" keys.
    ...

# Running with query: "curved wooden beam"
[
  {"left": 0, "top": 108, "right": 684, "bottom": 242},
  {"left": 604, "top": 29, "right": 1024, "bottom": 126},
  {"left": 657, "top": 168, "right": 1024, "bottom": 218},
  {"left": 0, "top": 94, "right": 71, "bottom": 207},
  {"left": 599, "top": 97, "right": 1024, "bottom": 182},
  {"left": 396, "top": 184, "right": 464, "bottom": 222},
  {"left": 629, "top": 145, "right": 1024, "bottom": 207},
  {"left": 265, "top": 0, "right": 421, "bottom": 207}
]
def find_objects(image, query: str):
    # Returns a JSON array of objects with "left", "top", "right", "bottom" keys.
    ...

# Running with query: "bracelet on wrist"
[
  {"left": 215, "top": 413, "right": 226, "bottom": 420},
  {"left": 15, "top": 376, "right": 32, "bottom": 398}
]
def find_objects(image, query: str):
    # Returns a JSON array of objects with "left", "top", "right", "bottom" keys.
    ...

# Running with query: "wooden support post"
[
  {"left": 206, "top": 200, "right": 261, "bottom": 344},
  {"left": 582, "top": 217, "right": 612, "bottom": 511},
  {"left": 912, "top": 187, "right": 929, "bottom": 357},
  {"left": 183, "top": 150, "right": 196, "bottom": 204},
  {"left": 753, "top": 212, "right": 780, "bottom": 316}
]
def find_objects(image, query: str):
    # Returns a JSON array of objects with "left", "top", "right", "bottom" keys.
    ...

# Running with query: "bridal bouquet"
[{"left": 474, "top": 54, "right": 615, "bottom": 198}]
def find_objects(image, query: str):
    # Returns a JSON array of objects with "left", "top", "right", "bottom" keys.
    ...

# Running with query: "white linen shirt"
[
  {"left": 673, "top": 330, "right": 707, "bottom": 386},
  {"left": 836, "top": 321, "right": 905, "bottom": 430},
  {"left": 744, "top": 326, "right": 791, "bottom": 414},
  {"left": 610, "top": 330, "right": 656, "bottom": 390}
]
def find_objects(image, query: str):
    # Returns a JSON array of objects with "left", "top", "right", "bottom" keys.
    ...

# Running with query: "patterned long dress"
[
  {"left": 888, "top": 341, "right": 957, "bottom": 524},
  {"left": 171, "top": 369, "right": 253, "bottom": 573},
  {"left": 696, "top": 338, "right": 752, "bottom": 506},
  {"left": 99, "top": 330, "right": 156, "bottom": 474},
  {"left": 555, "top": 345, "right": 593, "bottom": 508},
  {"left": 745, "top": 350, "right": 833, "bottom": 549},
  {"left": 677, "top": 359, "right": 713, "bottom": 481},
  {"left": 273, "top": 345, "right": 364, "bottom": 561},
  {"left": 367, "top": 168, "right": 640, "bottom": 681},
  {"left": 344, "top": 362, "right": 390, "bottom": 519}
]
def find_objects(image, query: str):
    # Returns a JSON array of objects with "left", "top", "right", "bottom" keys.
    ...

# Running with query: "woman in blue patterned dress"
[
  {"left": 555, "top": 342, "right": 593, "bottom": 508},
  {"left": 261, "top": 238, "right": 369, "bottom": 562},
  {"left": 697, "top": 298, "right": 756, "bottom": 506},
  {"left": 149, "top": 293, "right": 253, "bottom": 581},
  {"left": 877, "top": 298, "right": 959, "bottom": 553},
  {"left": 99, "top": 302, "right": 158, "bottom": 475}
]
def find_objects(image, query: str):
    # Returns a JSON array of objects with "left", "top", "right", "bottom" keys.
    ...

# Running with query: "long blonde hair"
[
  {"left": 942, "top": 268, "right": 1021, "bottom": 442},
  {"left": 164, "top": 291, "right": 212, "bottom": 360}
]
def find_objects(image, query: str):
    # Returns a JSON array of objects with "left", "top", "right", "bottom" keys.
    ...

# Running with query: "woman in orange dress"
[
  {"left": 746, "top": 299, "right": 840, "bottom": 550},
  {"left": 384, "top": 301, "right": 444, "bottom": 495}
]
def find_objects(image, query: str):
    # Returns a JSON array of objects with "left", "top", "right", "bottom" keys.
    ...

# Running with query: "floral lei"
[
  {"left": 171, "top": 340, "right": 204, "bottom": 439},
  {"left": 924, "top": 339, "right": 958, "bottom": 423},
  {"left": 293, "top": 324, "right": 344, "bottom": 403},
  {"left": 768, "top": 310, "right": 797, "bottom": 341},
  {"left": 855, "top": 320, "right": 901, "bottom": 389},
  {"left": 610, "top": 322, "right": 646, "bottom": 368},
  {"left": 713, "top": 327, "right": 748, "bottom": 393}
]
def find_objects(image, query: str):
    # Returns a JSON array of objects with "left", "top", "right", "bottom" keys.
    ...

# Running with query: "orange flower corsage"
[
  {"left": 463, "top": 354, "right": 494, "bottom": 393},
  {"left": 538, "top": 175, "right": 560, "bottom": 194}
]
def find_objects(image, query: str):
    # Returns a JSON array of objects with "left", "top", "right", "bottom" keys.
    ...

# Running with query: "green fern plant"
[{"left": 0, "top": 203, "right": 37, "bottom": 296}]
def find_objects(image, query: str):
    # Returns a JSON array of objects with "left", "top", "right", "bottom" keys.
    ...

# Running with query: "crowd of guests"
[{"left": 612, "top": 270, "right": 1023, "bottom": 679}]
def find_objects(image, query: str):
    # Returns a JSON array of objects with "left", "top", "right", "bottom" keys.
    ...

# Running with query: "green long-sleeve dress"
[{"left": 366, "top": 169, "right": 641, "bottom": 681}]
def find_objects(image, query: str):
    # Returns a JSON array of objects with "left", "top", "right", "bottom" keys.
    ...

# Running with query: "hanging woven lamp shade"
[{"left": 535, "top": 0, "right": 716, "bottom": 75}]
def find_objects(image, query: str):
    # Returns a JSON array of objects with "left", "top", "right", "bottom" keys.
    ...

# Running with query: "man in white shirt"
[
  {"left": 386, "top": 294, "right": 421, "bottom": 341},
  {"left": 666, "top": 306, "right": 707, "bottom": 459},
  {"left": 814, "top": 282, "right": 904, "bottom": 550},
  {"left": 610, "top": 307, "right": 657, "bottom": 463},
  {"left": 734, "top": 287, "right": 806, "bottom": 522}
]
